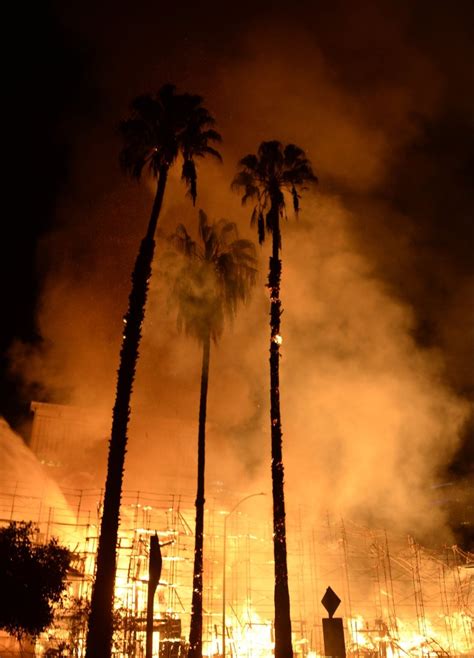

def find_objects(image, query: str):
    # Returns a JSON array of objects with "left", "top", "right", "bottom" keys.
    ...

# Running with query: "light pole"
[{"left": 222, "top": 492, "right": 266, "bottom": 658}]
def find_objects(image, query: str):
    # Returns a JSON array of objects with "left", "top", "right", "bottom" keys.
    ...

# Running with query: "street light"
[{"left": 222, "top": 492, "right": 266, "bottom": 658}]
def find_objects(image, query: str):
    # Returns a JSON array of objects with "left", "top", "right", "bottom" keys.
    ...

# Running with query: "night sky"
[{"left": 2, "top": 1, "right": 473, "bottom": 508}]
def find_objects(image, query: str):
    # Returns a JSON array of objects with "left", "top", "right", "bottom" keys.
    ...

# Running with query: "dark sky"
[{"left": 2, "top": 0, "right": 473, "bottom": 487}]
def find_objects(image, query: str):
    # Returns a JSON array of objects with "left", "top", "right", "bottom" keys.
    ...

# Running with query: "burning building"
[{"left": 0, "top": 409, "right": 472, "bottom": 657}]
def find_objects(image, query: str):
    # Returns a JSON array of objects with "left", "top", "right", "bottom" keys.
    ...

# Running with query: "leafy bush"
[{"left": 0, "top": 521, "right": 71, "bottom": 639}]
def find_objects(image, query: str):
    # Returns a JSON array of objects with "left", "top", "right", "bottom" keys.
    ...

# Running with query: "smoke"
[
  {"left": 8, "top": 1, "right": 472, "bottom": 541},
  {"left": 0, "top": 418, "right": 72, "bottom": 524},
  {"left": 277, "top": 196, "right": 469, "bottom": 537}
]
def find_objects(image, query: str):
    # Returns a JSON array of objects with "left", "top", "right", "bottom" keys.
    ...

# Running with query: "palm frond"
[
  {"left": 283, "top": 143, "right": 305, "bottom": 165},
  {"left": 258, "top": 140, "right": 283, "bottom": 160},
  {"left": 169, "top": 223, "right": 197, "bottom": 259},
  {"left": 182, "top": 159, "right": 197, "bottom": 205},
  {"left": 118, "top": 119, "right": 153, "bottom": 179},
  {"left": 233, "top": 139, "right": 317, "bottom": 244},
  {"left": 291, "top": 185, "right": 300, "bottom": 214},
  {"left": 119, "top": 84, "right": 222, "bottom": 201},
  {"left": 258, "top": 212, "right": 265, "bottom": 244},
  {"left": 231, "top": 171, "right": 260, "bottom": 204},
  {"left": 166, "top": 212, "right": 257, "bottom": 344},
  {"left": 282, "top": 162, "right": 317, "bottom": 185},
  {"left": 215, "top": 220, "right": 238, "bottom": 248},
  {"left": 196, "top": 145, "right": 223, "bottom": 161},
  {"left": 198, "top": 129, "right": 223, "bottom": 144},
  {"left": 238, "top": 154, "right": 259, "bottom": 170}
]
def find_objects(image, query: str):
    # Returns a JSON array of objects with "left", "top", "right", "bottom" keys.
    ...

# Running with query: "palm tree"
[
  {"left": 232, "top": 141, "right": 317, "bottom": 658},
  {"left": 85, "top": 85, "right": 222, "bottom": 658},
  {"left": 166, "top": 210, "right": 257, "bottom": 658}
]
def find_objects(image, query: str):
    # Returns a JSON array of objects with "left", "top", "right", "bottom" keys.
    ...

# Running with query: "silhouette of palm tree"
[
  {"left": 166, "top": 210, "right": 256, "bottom": 657},
  {"left": 86, "top": 86, "right": 221, "bottom": 658},
  {"left": 233, "top": 141, "right": 317, "bottom": 658}
]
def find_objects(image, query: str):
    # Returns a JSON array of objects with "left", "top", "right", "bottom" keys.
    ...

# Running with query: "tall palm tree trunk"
[
  {"left": 188, "top": 330, "right": 211, "bottom": 658},
  {"left": 268, "top": 211, "right": 293, "bottom": 658},
  {"left": 86, "top": 166, "right": 168, "bottom": 658}
]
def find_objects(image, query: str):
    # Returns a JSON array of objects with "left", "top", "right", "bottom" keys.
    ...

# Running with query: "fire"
[
  {"left": 222, "top": 603, "right": 274, "bottom": 658},
  {"left": 1, "top": 483, "right": 472, "bottom": 657},
  {"left": 347, "top": 611, "right": 474, "bottom": 657}
]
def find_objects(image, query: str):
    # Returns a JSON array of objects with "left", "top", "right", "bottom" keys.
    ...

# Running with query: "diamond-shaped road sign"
[{"left": 321, "top": 586, "right": 341, "bottom": 618}]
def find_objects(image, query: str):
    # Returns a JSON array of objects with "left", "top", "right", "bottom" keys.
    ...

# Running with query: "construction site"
[{"left": 0, "top": 403, "right": 473, "bottom": 657}]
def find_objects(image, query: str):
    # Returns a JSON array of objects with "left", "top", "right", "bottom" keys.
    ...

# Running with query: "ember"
[{"left": 1, "top": 480, "right": 472, "bottom": 657}]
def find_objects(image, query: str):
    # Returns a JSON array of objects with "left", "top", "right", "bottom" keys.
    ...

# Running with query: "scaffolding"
[{"left": 0, "top": 482, "right": 472, "bottom": 657}]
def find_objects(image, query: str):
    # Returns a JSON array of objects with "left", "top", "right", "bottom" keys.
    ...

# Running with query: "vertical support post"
[{"left": 146, "top": 533, "right": 162, "bottom": 658}]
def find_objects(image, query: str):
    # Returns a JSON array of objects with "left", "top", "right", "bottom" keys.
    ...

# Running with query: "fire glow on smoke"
[{"left": 0, "top": 441, "right": 471, "bottom": 658}]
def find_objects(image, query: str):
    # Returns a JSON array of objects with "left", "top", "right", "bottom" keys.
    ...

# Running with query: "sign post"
[
  {"left": 146, "top": 532, "right": 163, "bottom": 658},
  {"left": 321, "top": 586, "right": 346, "bottom": 658}
]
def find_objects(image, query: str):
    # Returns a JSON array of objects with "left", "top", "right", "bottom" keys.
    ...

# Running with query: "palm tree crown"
[
  {"left": 119, "top": 84, "right": 222, "bottom": 204},
  {"left": 232, "top": 140, "right": 317, "bottom": 244},
  {"left": 167, "top": 210, "right": 257, "bottom": 340}
]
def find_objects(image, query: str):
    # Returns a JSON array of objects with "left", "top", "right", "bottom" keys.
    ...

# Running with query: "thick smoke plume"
[
  {"left": 0, "top": 419, "right": 72, "bottom": 522},
  {"left": 8, "top": 1, "right": 472, "bottom": 542}
]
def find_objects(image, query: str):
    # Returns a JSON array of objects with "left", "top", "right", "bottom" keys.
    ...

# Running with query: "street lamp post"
[{"left": 222, "top": 492, "right": 266, "bottom": 658}]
